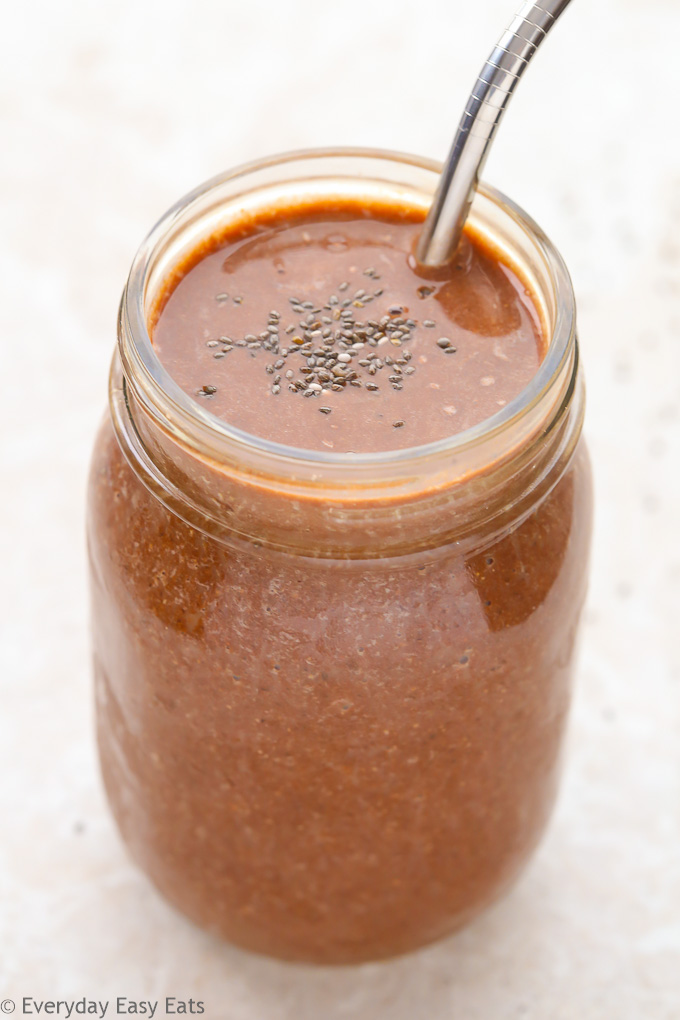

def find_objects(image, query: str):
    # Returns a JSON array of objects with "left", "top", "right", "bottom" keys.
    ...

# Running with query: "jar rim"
[{"left": 119, "top": 147, "right": 576, "bottom": 480}]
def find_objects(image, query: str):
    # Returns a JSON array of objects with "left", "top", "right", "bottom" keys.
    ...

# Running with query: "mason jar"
[{"left": 87, "top": 149, "right": 592, "bottom": 964}]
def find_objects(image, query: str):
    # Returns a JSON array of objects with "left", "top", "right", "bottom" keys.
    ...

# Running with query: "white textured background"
[{"left": 1, "top": 0, "right": 679, "bottom": 1016}]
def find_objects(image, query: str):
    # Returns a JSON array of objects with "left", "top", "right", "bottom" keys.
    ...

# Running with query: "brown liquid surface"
[{"left": 152, "top": 200, "right": 544, "bottom": 453}]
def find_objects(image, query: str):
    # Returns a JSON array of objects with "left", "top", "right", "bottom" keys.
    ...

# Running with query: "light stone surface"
[{"left": 1, "top": 0, "right": 679, "bottom": 1016}]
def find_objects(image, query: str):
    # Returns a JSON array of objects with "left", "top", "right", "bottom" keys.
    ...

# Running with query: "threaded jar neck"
[{"left": 111, "top": 149, "right": 582, "bottom": 558}]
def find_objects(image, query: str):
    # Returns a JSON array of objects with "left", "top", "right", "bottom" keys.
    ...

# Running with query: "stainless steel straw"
[{"left": 416, "top": 0, "right": 573, "bottom": 268}]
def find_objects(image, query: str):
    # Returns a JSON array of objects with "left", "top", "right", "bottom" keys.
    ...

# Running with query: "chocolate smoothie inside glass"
[{"left": 89, "top": 152, "right": 591, "bottom": 964}]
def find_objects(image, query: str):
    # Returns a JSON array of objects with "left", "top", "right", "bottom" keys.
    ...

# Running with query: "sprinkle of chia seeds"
[
  {"left": 437, "top": 337, "right": 451, "bottom": 348},
  {"left": 215, "top": 292, "right": 229, "bottom": 302},
  {"left": 423, "top": 319, "right": 436, "bottom": 328},
  {"left": 203, "top": 271, "right": 440, "bottom": 404},
  {"left": 393, "top": 420, "right": 405, "bottom": 428},
  {"left": 319, "top": 406, "right": 332, "bottom": 414},
  {"left": 199, "top": 385, "right": 217, "bottom": 396}
]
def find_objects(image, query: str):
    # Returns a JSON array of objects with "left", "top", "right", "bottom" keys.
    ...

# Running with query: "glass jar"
[{"left": 87, "top": 149, "right": 592, "bottom": 964}]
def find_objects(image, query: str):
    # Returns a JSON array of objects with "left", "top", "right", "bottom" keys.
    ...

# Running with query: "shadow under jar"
[{"left": 87, "top": 149, "right": 593, "bottom": 964}]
